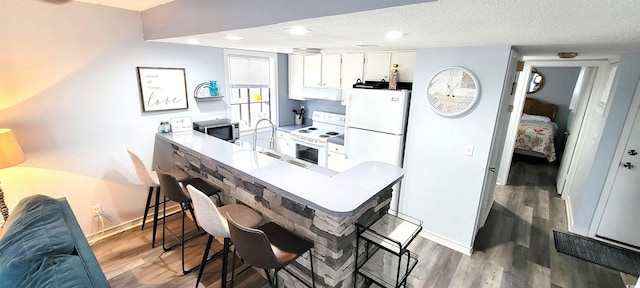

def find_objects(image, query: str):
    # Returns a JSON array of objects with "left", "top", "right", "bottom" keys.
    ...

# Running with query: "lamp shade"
[{"left": 0, "top": 129, "right": 26, "bottom": 169}]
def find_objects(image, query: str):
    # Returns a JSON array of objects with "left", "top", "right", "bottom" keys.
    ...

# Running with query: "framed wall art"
[{"left": 137, "top": 67, "right": 188, "bottom": 112}]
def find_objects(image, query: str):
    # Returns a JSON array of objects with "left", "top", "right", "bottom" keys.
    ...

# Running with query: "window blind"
[{"left": 228, "top": 56, "right": 270, "bottom": 88}]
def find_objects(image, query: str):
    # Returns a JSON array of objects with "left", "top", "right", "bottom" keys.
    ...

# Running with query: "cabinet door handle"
[{"left": 622, "top": 162, "right": 634, "bottom": 169}]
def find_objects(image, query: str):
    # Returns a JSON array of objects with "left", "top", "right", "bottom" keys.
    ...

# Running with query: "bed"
[{"left": 514, "top": 98, "right": 559, "bottom": 162}]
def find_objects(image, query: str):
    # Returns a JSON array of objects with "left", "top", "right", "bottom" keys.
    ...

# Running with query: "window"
[{"left": 224, "top": 50, "right": 277, "bottom": 132}]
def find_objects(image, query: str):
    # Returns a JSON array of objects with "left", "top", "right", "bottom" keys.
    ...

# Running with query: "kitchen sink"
[
  {"left": 259, "top": 150, "right": 282, "bottom": 159},
  {"left": 285, "top": 159, "right": 310, "bottom": 168},
  {"left": 258, "top": 149, "right": 312, "bottom": 168}
]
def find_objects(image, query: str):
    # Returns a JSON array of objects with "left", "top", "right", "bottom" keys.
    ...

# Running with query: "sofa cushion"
[
  {"left": 16, "top": 255, "right": 94, "bottom": 287},
  {"left": 0, "top": 195, "right": 76, "bottom": 287}
]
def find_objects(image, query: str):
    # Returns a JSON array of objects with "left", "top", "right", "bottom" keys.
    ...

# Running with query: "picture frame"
[
  {"left": 170, "top": 117, "right": 193, "bottom": 132},
  {"left": 137, "top": 67, "right": 188, "bottom": 112}
]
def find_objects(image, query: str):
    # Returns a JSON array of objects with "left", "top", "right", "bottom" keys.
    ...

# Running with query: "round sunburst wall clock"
[{"left": 426, "top": 67, "right": 480, "bottom": 117}]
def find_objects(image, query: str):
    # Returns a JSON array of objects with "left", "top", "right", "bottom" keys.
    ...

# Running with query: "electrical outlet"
[{"left": 92, "top": 204, "right": 102, "bottom": 216}]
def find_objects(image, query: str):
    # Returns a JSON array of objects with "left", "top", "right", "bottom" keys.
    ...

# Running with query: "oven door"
[{"left": 291, "top": 139, "right": 327, "bottom": 167}]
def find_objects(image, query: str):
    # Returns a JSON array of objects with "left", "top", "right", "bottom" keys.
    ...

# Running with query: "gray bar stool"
[
  {"left": 227, "top": 213, "right": 316, "bottom": 288},
  {"left": 127, "top": 150, "right": 190, "bottom": 248},
  {"left": 156, "top": 165, "right": 221, "bottom": 274},
  {"left": 186, "top": 185, "right": 262, "bottom": 288}
]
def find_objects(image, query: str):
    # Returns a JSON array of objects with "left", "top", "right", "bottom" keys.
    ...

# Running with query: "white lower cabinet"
[
  {"left": 276, "top": 131, "right": 295, "bottom": 157},
  {"left": 327, "top": 142, "right": 348, "bottom": 172}
]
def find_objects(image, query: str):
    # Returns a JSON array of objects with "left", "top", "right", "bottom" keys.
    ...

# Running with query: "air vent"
[{"left": 292, "top": 48, "right": 321, "bottom": 55}]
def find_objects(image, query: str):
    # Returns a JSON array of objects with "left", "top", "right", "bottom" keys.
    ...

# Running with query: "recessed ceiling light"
[
  {"left": 356, "top": 44, "right": 379, "bottom": 48},
  {"left": 386, "top": 31, "right": 407, "bottom": 40},
  {"left": 284, "top": 27, "right": 312, "bottom": 36},
  {"left": 223, "top": 35, "right": 244, "bottom": 40}
]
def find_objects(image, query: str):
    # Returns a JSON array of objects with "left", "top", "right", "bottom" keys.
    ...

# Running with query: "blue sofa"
[{"left": 0, "top": 195, "right": 110, "bottom": 287}]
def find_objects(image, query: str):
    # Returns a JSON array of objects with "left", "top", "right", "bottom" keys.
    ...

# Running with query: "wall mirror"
[{"left": 528, "top": 68, "right": 545, "bottom": 94}]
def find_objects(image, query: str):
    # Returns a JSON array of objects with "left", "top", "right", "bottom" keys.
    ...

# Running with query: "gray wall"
[
  {"left": 276, "top": 53, "right": 305, "bottom": 126},
  {"left": 400, "top": 44, "right": 512, "bottom": 251},
  {"left": 528, "top": 67, "right": 581, "bottom": 150}
]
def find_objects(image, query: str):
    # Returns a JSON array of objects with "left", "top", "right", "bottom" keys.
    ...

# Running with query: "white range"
[{"left": 290, "top": 111, "right": 345, "bottom": 168}]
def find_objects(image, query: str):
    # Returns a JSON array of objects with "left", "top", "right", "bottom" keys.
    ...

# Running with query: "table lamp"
[{"left": 0, "top": 129, "right": 26, "bottom": 221}]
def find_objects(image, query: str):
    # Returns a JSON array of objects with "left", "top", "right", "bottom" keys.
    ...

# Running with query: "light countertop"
[{"left": 157, "top": 131, "right": 403, "bottom": 217}]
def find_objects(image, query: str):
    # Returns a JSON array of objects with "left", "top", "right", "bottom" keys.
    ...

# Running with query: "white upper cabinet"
[
  {"left": 303, "top": 54, "right": 341, "bottom": 88},
  {"left": 341, "top": 53, "right": 364, "bottom": 105},
  {"left": 321, "top": 54, "right": 342, "bottom": 88},
  {"left": 303, "top": 54, "right": 322, "bottom": 88},
  {"left": 391, "top": 51, "right": 416, "bottom": 82},
  {"left": 288, "top": 54, "right": 305, "bottom": 100},
  {"left": 364, "top": 51, "right": 416, "bottom": 83},
  {"left": 364, "top": 52, "right": 392, "bottom": 82},
  {"left": 289, "top": 51, "right": 415, "bottom": 102}
]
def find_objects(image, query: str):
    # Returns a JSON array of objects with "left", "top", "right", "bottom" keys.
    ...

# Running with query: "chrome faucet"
[{"left": 253, "top": 118, "right": 276, "bottom": 151}]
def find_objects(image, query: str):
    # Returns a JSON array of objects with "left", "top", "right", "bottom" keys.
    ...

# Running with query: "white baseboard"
[
  {"left": 87, "top": 204, "right": 182, "bottom": 244},
  {"left": 419, "top": 230, "right": 473, "bottom": 256}
]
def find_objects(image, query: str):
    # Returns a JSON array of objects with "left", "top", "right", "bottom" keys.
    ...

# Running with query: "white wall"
[
  {"left": 0, "top": 1, "right": 228, "bottom": 235},
  {"left": 400, "top": 45, "right": 512, "bottom": 252}
]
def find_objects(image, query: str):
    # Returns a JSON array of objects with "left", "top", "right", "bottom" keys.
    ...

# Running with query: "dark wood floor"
[{"left": 92, "top": 154, "right": 639, "bottom": 287}]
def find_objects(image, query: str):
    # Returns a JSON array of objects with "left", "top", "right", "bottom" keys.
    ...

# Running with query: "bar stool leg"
[
  {"left": 230, "top": 247, "right": 237, "bottom": 288},
  {"left": 151, "top": 188, "right": 161, "bottom": 248},
  {"left": 221, "top": 238, "right": 230, "bottom": 288},
  {"left": 141, "top": 186, "right": 154, "bottom": 230},
  {"left": 309, "top": 250, "right": 315, "bottom": 288},
  {"left": 195, "top": 235, "right": 214, "bottom": 288}
]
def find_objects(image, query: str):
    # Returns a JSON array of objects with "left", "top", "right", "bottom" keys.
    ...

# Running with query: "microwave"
[{"left": 193, "top": 119, "right": 240, "bottom": 142}]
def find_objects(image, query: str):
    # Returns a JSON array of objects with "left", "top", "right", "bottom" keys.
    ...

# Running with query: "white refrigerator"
[{"left": 345, "top": 89, "right": 411, "bottom": 211}]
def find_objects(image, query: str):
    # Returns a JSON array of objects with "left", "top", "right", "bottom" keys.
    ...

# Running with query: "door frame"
[
  {"left": 496, "top": 58, "right": 614, "bottom": 187},
  {"left": 591, "top": 79, "right": 640, "bottom": 242}
]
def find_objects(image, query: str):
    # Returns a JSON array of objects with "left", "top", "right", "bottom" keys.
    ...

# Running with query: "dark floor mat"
[{"left": 553, "top": 230, "right": 640, "bottom": 276}]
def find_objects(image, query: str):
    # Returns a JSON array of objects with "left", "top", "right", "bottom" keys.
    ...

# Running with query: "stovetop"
[{"left": 290, "top": 111, "right": 345, "bottom": 143}]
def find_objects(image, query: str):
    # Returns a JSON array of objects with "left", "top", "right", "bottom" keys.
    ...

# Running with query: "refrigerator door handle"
[
  {"left": 344, "top": 128, "right": 349, "bottom": 159},
  {"left": 344, "top": 91, "right": 353, "bottom": 160}
]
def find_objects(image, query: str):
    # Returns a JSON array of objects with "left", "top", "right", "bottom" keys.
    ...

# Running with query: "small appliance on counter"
[
  {"left": 352, "top": 79, "right": 413, "bottom": 90},
  {"left": 193, "top": 118, "right": 240, "bottom": 142}
]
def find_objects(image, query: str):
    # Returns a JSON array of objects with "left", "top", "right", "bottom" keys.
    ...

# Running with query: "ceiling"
[
  {"left": 74, "top": 0, "right": 174, "bottom": 11},
  {"left": 75, "top": 0, "right": 640, "bottom": 55}
]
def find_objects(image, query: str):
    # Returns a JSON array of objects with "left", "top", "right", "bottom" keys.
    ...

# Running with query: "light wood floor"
[{"left": 92, "top": 155, "right": 639, "bottom": 287}]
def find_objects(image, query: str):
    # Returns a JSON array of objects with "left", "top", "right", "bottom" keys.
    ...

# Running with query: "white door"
[
  {"left": 556, "top": 67, "right": 598, "bottom": 195},
  {"left": 596, "top": 101, "right": 640, "bottom": 247},
  {"left": 346, "top": 89, "right": 409, "bottom": 134},
  {"left": 475, "top": 50, "right": 519, "bottom": 234},
  {"left": 344, "top": 127, "right": 404, "bottom": 166}
]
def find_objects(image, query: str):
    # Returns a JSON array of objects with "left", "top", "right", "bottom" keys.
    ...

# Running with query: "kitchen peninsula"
[{"left": 153, "top": 131, "right": 404, "bottom": 288}]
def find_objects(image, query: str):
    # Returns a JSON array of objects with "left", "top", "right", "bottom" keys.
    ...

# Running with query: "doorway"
[{"left": 497, "top": 59, "right": 615, "bottom": 198}]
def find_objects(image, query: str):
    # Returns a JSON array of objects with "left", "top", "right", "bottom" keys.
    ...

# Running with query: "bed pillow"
[{"left": 522, "top": 113, "right": 551, "bottom": 123}]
